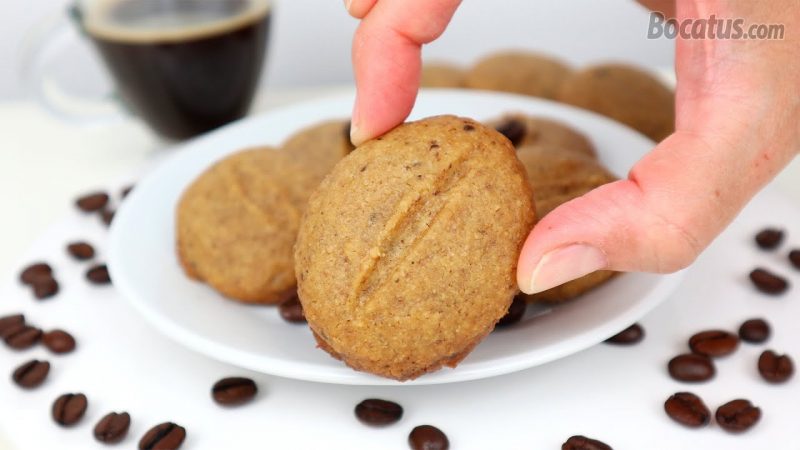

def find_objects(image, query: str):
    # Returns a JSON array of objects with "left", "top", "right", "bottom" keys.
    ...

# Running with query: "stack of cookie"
[
  {"left": 422, "top": 50, "right": 675, "bottom": 142},
  {"left": 488, "top": 113, "right": 619, "bottom": 302},
  {"left": 176, "top": 120, "right": 352, "bottom": 304}
]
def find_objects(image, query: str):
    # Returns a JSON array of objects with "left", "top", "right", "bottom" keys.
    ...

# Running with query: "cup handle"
[{"left": 19, "top": 4, "right": 128, "bottom": 126}]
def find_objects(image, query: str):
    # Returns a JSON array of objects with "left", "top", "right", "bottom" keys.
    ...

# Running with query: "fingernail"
[
  {"left": 344, "top": 0, "right": 354, "bottom": 13},
  {"left": 522, "top": 244, "right": 608, "bottom": 294},
  {"left": 350, "top": 103, "right": 367, "bottom": 145}
]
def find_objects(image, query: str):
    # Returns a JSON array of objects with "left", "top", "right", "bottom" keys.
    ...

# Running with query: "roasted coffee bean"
[
  {"left": 408, "top": 425, "right": 449, "bottom": 450},
  {"left": 688, "top": 330, "right": 739, "bottom": 357},
  {"left": 754, "top": 228, "right": 784, "bottom": 250},
  {"left": 0, "top": 314, "right": 24, "bottom": 338},
  {"left": 5, "top": 325, "right": 42, "bottom": 350},
  {"left": 67, "top": 241, "right": 95, "bottom": 260},
  {"left": 121, "top": 185, "right": 134, "bottom": 199},
  {"left": 749, "top": 268, "right": 789, "bottom": 295},
  {"left": 664, "top": 392, "right": 711, "bottom": 428},
  {"left": 101, "top": 209, "right": 115, "bottom": 226},
  {"left": 94, "top": 412, "right": 131, "bottom": 443},
  {"left": 494, "top": 119, "right": 526, "bottom": 147},
  {"left": 790, "top": 249, "right": 800, "bottom": 270},
  {"left": 561, "top": 435, "right": 612, "bottom": 450},
  {"left": 355, "top": 399, "right": 403, "bottom": 426},
  {"left": 604, "top": 323, "right": 644, "bottom": 345},
  {"left": 12, "top": 359, "right": 50, "bottom": 388},
  {"left": 496, "top": 295, "right": 526, "bottom": 327},
  {"left": 86, "top": 264, "right": 111, "bottom": 285},
  {"left": 212, "top": 377, "right": 257, "bottom": 406},
  {"left": 76, "top": 192, "right": 109, "bottom": 212},
  {"left": 278, "top": 296, "right": 306, "bottom": 323},
  {"left": 139, "top": 422, "right": 186, "bottom": 450},
  {"left": 42, "top": 329, "right": 76, "bottom": 354},
  {"left": 0, "top": 322, "right": 25, "bottom": 340},
  {"left": 758, "top": 350, "right": 794, "bottom": 383},
  {"left": 52, "top": 393, "right": 88, "bottom": 426},
  {"left": 668, "top": 353, "right": 715, "bottom": 382},
  {"left": 20, "top": 263, "right": 52, "bottom": 285},
  {"left": 32, "top": 276, "right": 59, "bottom": 300},
  {"left": 715, "top": 399, "right": 761, "bottom": 433},
  {"left": 738, "top": 318, "right": 770, "bottom": 343}
]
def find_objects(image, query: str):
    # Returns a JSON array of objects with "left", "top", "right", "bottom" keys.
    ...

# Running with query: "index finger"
[{"left": 350, "top": 0, "right": 462, "bottom": 145}]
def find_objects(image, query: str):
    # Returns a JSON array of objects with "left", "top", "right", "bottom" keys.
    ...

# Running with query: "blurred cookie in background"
[
  {"left": 557, "top": 63, "right": 675, "bottom": 142},
  {"left": 420, "top": 62, "right": 466, "bottom": 88},
  {"left": 281, "top": 119, "right": 354, "bottom": 181},
  {"left": 464, "top": 51, "right": 572, "bottom": 99}
]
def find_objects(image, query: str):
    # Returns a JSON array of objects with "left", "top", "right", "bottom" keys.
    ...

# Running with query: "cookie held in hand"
[{"left": 295, "top": 115, "right": 536, "bottom": 380}]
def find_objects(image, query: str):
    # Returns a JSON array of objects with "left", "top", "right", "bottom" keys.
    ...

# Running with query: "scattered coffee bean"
[
  {"left": 758, "top": 350, "right": 794, "bottom": 383},
  {"left": 738, "top": 318, "right": 770, "bottom": 343},
  {"left": 495, "top": 119, "right": 526, "bottom": 147},
  {"left": 86, "top": 264, "right": 111, "bottom": 285},
  {"left": 664, "top": 392, "right": 711, "bottom": 428},
  {"left": 42, "top": 329, "right": 76, "bottom": 354},
  {"left": 0, "top": 322, "right": 25, "bottom": 340},
  {"left": 355, "top": 399, "right": 403, "bottom": 426},
  {"left": 121, "top": 185, "right": 134, "bottom": 199},
  {"left": 52, "top": 393, "right": 88, "bottom": 426},
  {"left": 278, "top": 296, "right": 306, "bottom": 323},
  {"left": 212, "top": 377, "right": 257, "bottom": 406},
  {"left": 408, "top": 425, "right": 449, "bottom": 450},
  {"left": 604, "top": 323, "right": 644, "bottom": 345},
  {"left": 5, "top": 325, "right": 42, "bottom": 350},
  {"left": 749, "top": 268, "right": 789, "bottom": 295},
  {"left": 496, "top": 295, "right": 526, "bottom": 327},
  {"left": 94, "top": 412, "right": 131, "bottom": 444},
  {"left": 0, "top": 314, "right": 24, "bottom": 337},
  {"left": 19, "top": 263, "right": 52, "bottom": 285},
  {"left": 12, "top": 359, "right": 50, "bottom": 389},
  {"left": 715, "top": 399, "right": 761, "bottom": 433},
  {"left": 688, "top": 330, "right": 739, "bottom": 357},
  {"left": 32, "top": 276, "right": 59, "bottom": 300},
  {"left": 668, "top": 353, "right": 715, "bottom": 382},
  {"left": 790, "top": 249, "right": 800, "bottom": 270},
  {"left": 561, "top": 435, "right": 612, "bottom": 450},
  {"left": 754, "top": 228, "right": 784, "bottom": 250},
  {"left": 139, "top": 422, "right": 186, "bottom": 450},
  {"left": 67, "top": 241, "right": 95, "bottom": 260},
  {"left": 101, "top": 209, "right": 115, "bottom": 226},
  {"left": 76, "top": 192, "right": 109, "bottom": 213}
]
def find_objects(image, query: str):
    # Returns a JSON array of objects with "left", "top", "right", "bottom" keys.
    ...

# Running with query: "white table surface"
[{"left": 1, "top": 87, "right": 799, "bottom": 449}]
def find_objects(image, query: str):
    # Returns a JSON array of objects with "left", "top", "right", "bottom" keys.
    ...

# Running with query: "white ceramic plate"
[{"left": 108, "top": 90, "right": 684, "bottom": 385}]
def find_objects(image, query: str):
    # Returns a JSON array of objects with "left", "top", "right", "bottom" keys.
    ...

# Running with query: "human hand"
[{"left": 345, "top": 0, "right": 800, "bottom": 295}]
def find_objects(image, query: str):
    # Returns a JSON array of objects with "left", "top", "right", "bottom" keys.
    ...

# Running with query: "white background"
[{"left": 1, "top": 0, "right": 675, "bottom": 99}]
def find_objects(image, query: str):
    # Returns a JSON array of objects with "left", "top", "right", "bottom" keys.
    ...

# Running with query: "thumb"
[{"left": 516, "top": 129, "right": 788, "bottom": 294}]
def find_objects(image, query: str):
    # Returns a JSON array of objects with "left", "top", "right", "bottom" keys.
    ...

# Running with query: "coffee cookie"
[
  {"left": 464, "top": 51, "right": 572, "bottom": 99},
  {"left": 557, "top": 63, "right": 675, "bottom": 142},
  {"left": 489, "top": 113, "right": 595, "bottom": 157},
  {"left": 516, "top": 145, "right": 618, "bottom": 302},
  {"left": 281, "top": 119, "right": 354, "bottom": 181},
  {"left": 177, "top": 147, "right": 317, "bottom": 304},
  {"left": 295, "top": 115, "right": 535, "bottom": 380},
  {"left": 421, "top": 62, "right": 465, "bottom": 88}
]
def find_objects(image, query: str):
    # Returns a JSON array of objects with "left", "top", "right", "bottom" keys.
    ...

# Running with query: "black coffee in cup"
[{"left": 83, "top": 0, "right": 270, "bottom": 139}]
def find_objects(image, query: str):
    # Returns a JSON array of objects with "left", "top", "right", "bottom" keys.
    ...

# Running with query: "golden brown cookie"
[
  {"left": 420, "top": 62, "right": 466, "bottom": 88},
  {"left": 280, "top": 119, "right": 354, "bottom": 181},
  {"left": 557, "top": 63, "right": 675, "bottom": 142},
  {"left": 464, "top": 51, "right": 572, "bottom": 99},
  {"left": 177, "top": 147, "right": 318, "bottom": 304},
  {"left": 294, "top": 115, "right": 536, "bottom": 381},
  {"left": 516, "top": 145, "right": 618, "bottom": 302},
  {"left": 489, "top": 113, "right": 596, "bottom": 157}
]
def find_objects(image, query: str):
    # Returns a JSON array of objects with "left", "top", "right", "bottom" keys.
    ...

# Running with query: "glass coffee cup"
[{"left": 25, "top": 0, "right": 272, "bottom": 140}]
